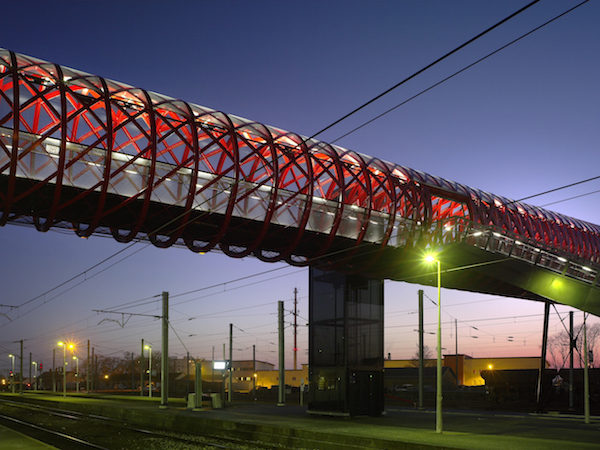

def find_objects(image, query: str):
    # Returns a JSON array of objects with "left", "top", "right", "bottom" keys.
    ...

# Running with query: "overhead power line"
[
  {"left": 331, "top": 0, "right": 590, "bottom": 145},
  {"left": 306, "top": 0, "right": 540, "bottom": 141},
  {"left": 324, "top": 1, "right": 597, "bottom": 211},
  {"left": 517, "top": 173, "right": 600, "bottom": 203},
  {"left": 15, "top": 240, "right": 146, "bottom": 310},
  {"left": 540, "top": 188, "right": 600, "bottom": 208},
  {"left": 326, "top": 0, "right": 597, "bottom": 210},
  {"left": 0, "top": 0, "right": 592, "bottom": 330}
]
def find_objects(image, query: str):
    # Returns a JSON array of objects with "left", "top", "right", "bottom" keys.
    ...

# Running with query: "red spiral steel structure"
[{"left": 1, "top": 49, "right": 599, "bottom": 273}]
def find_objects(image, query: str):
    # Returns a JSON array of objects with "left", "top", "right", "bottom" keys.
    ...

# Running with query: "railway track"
[{"left": 0, "top": 397, "right": 292, "bottom": 450}]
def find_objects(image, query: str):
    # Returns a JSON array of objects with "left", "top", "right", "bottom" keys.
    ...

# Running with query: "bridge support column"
[
  {"left": 307, "top": 267, "right": 384, "bottom": 417},
  {"left": 536, "top": 302, "right": 550, "bottom": 406}
]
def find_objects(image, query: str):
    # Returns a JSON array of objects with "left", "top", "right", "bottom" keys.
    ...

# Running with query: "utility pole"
[
  {"left": 253, "top": 344, "right": 256, "bottom": 397},
  {"left": 61, "top": 342, "right": 66, "bottom": 397},
  {"left": 278, "top": 301, "right": 285, "bottom": 406},
  {"left": 418, "top": 290, "right": 424, "bottom": 409},
  {"left": 140, "top": 339, "right": 144, "bottom": 397},
  {"left": 91, "top": 347, "right": 95, "bottom": 393},
  {"left": 187, "top": 351, "right": 190, "bottom": 396},
  {"left": 160, "top": 291, "right": 169, "bottom": 409},
  {"left": 293, "top": 288, "right": 298, "bottom": 371},
  {"left": 29, "top": 352, "right": 32, "bottom": 391},
  {"left": 52, "top": 349, "right": 56, "bottom": 393},
  {"left": 455, "top": 319, "right": 458, "bottom": 387},
  {"left": 20, "top": 340, "right": 23, "bottom": 395},
  {"left": 35, "top": 361, "right": 40, "bottom": 392},
  {"left": 131, "top": 352, "right": 134, "bottom": 394},
  {"left": 193, "top": 362, "right": 203, "bottom": 411},
  {"left": 222, "top": 343, "right": 226, "bottom": 403},
  {"left": 569, "top": 311, "right": 574, "bottom": 411},
  {"left": 228, "top": 323, "right": 233, "bottom": 403},
  {"left": 88, "top": 306, "right": 168, "bottom": 400},
  {"left": 583, "top": 312, "right": 590, "bottom": 424},
  {"left": 87, "top": 340, "right": 90, "bottom": 394}
]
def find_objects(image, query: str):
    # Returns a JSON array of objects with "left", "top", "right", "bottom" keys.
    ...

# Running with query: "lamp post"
[
  {"left": 32, "top": 361, "right": 37, "bottom": 392},
  {"left": 9, "top": 354, "right": 15, "bottom": 394},
  {"left": 58, "top": 342, "right": 74, "bottom": 397},
  {"left": 144, "top": 344, "right": 152, "bottom": 398},
  {"left": 58, "top": 342, "right": 66, "bottom": 397},
  {"left": 73, "top": 357, "right": 79, "bottom": 393},
  {"left": 425, "top": 254, "right": 443, "bottom": 434}
]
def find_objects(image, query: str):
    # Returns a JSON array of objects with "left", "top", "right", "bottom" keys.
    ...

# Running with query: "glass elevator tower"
[{"left": 308, "top": 267, "right": 384, "bottom": 416}]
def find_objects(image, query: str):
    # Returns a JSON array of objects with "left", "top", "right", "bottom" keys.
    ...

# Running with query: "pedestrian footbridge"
[
  {"left": 3, "top": 48, "right": 600, "bottom": 417},
  {"left": 1, "top": 48, "right": 598, "bottom": 315}
]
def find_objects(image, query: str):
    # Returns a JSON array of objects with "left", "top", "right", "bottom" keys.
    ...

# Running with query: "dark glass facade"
[{"left": 308, "top": 267, "right": 384, "bottom": 416}]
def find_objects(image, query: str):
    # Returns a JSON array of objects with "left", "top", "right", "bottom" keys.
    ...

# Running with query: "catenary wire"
[
  {"left": 305, "top": 0, "right": 540, "bottom": 142},
  {"left": 3, "top": 2, "right": 597, "bottom": 364},
  {"left": 330, "top": 0, "right": 589, "bottom": 146},
  {"left": 2, "top": 2, "right": 591, "bottom": 323},
  {"left": 540, "top": 188, "right": 600, "bottom": 208}
]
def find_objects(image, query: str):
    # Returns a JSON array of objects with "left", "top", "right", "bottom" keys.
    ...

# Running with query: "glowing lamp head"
[{"left": 424, "top": 254, "right": 438, "bottom": 263}]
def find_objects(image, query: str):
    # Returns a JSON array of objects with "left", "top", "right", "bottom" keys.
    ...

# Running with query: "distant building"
[
  {"left": 443, "top": 355, "right": 548, "bottom": 386},
  {"left": 171, "top": 357, "right": 275, "bottom": 392},
  {"left": 255, "top": 364, "right": 309, "bottom": 390},
  {"left": 382, "top": 355, "right": 547, "bottom": 387},
  {"left": 175, "top": 355, "right": 548, "bottom": 392},
  {"left": 38, "top": 370, "right": 80, "bottom": 391},
  {"left": 384, "top": 366, "right": 456, "bottom": 392}
]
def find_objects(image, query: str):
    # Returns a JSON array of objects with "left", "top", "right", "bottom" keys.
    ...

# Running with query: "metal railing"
[{"left": 429, "top": 217, "right": 599, "bottom": 287}]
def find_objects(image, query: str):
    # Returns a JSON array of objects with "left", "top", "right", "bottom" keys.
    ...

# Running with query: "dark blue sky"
[{"left": 1, "top": 1, "right": 598, "bottom": 373}]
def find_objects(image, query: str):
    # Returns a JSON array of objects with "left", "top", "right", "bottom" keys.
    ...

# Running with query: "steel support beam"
[{"left": 536, "top": 302, "right": 550, "bottom": 405}]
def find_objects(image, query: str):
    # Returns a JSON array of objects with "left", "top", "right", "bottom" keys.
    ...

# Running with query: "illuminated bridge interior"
[{"left": 1, "top": 49, "right": 599, "bottom": 314}]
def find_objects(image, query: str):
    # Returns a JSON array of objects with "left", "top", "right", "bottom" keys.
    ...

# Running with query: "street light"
[
  {"left": 58, "top": 341, "right": 74, "bottom": 397},
  {"left": 425, "top": 253, "right": 443, "bottom": 434},
  {"left": 32, "top": 361, "right": 37, "bottom": 392},
  {"left": 144, "top": 344, "right": 152, "bottom": 398},
  {"left": 73, "top": 356, "right": 79, "bottom": 393},
  {"left": 9, "top": 354, "right": 15, "bottom": 394}
]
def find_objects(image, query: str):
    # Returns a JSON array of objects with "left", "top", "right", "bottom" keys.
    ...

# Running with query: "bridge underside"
[
  {"left": 7, "top": 180, "right": 600, "bottom": 420},
  {"left": 2, "top": 48, "right": 600, "bottom": 420},
  {"left": 0, "top": 175, "right": 376, "bottom": 264},
  {"left": 4, "top": 175, "right": 600, "bottom": 317},
  {"left": 306, "top": 243, "right": 600, "bottom": 416},
  {"left": 373, "top": 242, "right": 600, "bottom": 316}
]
